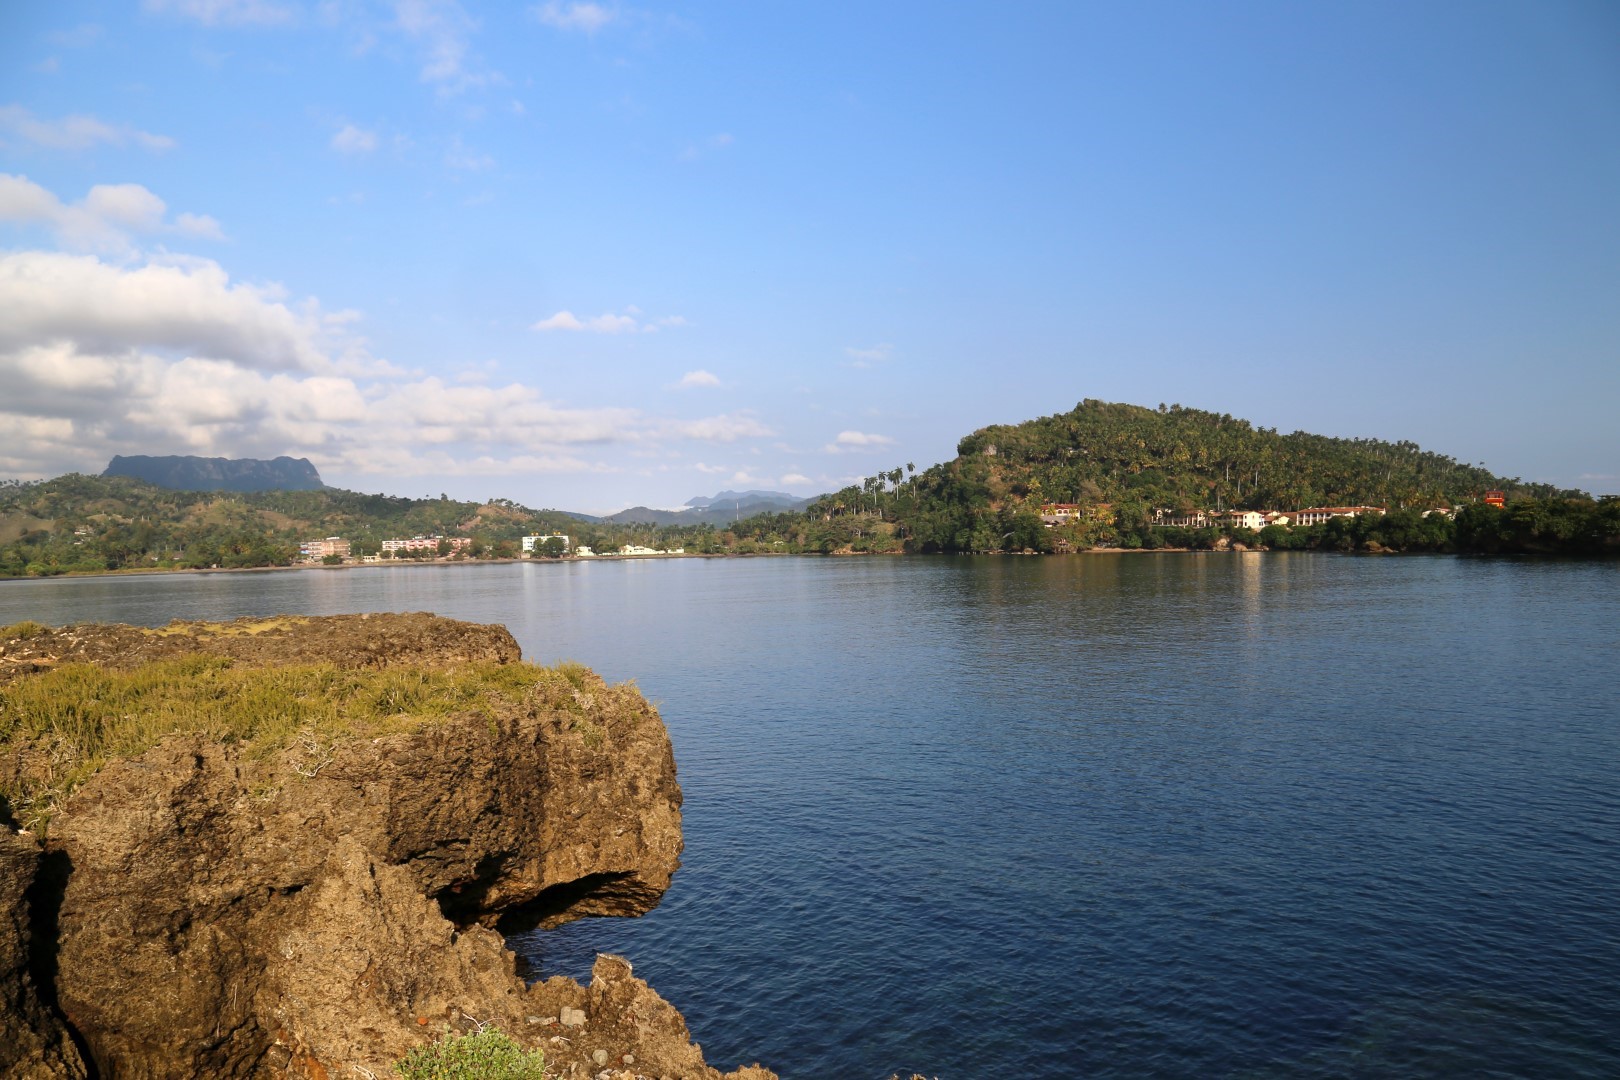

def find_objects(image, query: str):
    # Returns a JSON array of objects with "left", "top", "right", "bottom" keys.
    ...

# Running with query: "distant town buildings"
[
  {"left": 1034, "top": 502, "right": 1392, "bottom": 532},
  {"left": 1038, "top": 503, "right": 1112, "bottom": 527},
  {"left": 381, "top": 535, "right": 470, "bottom": 555},
  {"left": 300, "top": 537, "right": 350, "bottom": 560},
  {"left": 1153, "top": 509, "right": 1212, "bottom": 528},
  {"left": 521, "top": 534, "right": 571, "bottom": 553}
]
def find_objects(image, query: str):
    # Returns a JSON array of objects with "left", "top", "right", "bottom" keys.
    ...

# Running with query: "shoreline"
[{"left": 0, "top": 545, "right": 1336, "bottom": 586}]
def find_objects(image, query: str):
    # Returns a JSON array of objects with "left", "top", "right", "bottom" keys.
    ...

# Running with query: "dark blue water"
[{"left": 4, "top": 554, "right": 1618, "bottom": 1078}]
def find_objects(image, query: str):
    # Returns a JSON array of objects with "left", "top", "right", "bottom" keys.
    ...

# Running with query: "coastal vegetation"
[
  {"left": 2, "top": 400, "right": 1615, "bottom": 571},
  {"left": 393, "top": 1026, "right": 548, "bottom": 1080},
  {"left": 784, "top": 400, "right": 1616, "bottom": 556},
  {"left": 0, "top": 640, "right": 634, "bottom": 832}
]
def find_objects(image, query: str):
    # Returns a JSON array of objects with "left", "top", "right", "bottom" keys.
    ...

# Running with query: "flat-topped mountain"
[{"left": 103, "top": 454, "right": 325, "bottom": 493}]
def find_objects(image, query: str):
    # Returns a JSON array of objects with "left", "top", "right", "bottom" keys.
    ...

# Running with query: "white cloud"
[
  {"left": 142, "top": 0, "right": 296, "bottom": 26},
  {"left": 0, "top": 105, "right": 175, "bottom": 152},
  {"left": 780, "top": 472, "right": 812, "bottom": 486},
  {"left": 82, "top": 183, "right": 167, "bottom": 231},
  {"left": 694, "top": 462, "right": 728, "bottom": 475},
  {"left": 533, "top": 1, "right": 615, "bottom": 33},
  {"left": 0, "top": 174, "right": 225, "bottom": 253},
  {"left": 0, "top": 251, "right": 329, "bottom": 372},
  {"left": 331, "top": 124, "right": 380, "bottom": 154},
  {"left": 0, "top": 248, "right": 770, "bottom": 483},
  {"left": 844, "top": 342, "right": 892, "bottom": 367},
  {"left": 677, "top": 369, "right": 721, "bottom": 389},
  {"left": 823, "top": 430, "right": 896, "bottom": 453},
  {"left": 445, "top": 135, "right": 495, "bottom": 171},
  {"left": 532, "top": 310, "right": 584, "bottom": 332},
  {"left": 532, "top": 308, "right": 685, "bottom": 335},
  {"left": 393, "top": 0, "right": 497, "bottom": 92},
  {"left": 666, "top": 414, "right": 773, "bottom": 442},
  {"left": 175, "top": 212, "right": 227, "bottom": 239}
]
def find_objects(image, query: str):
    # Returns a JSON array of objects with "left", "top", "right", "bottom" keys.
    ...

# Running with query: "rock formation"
[
  {"left": 102, "top": 454, "right": 325, "bottom": 493},
  {"left": 0, "top": 829, "right": 87, "bottom": 1079},
  {"left": 0, "top": 614, "right": 773, "bottom": 1079}
]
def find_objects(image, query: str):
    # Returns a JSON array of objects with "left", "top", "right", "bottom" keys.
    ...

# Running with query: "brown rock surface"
[
  {"left": 0, "top": 829, "right": 88, "bottom": 1079},
  {"left": 0, "top": 614, "right": 773, "bottom": 1079},
  {"left": 0, "top": 612, "right": 521, "bottom": 680}
]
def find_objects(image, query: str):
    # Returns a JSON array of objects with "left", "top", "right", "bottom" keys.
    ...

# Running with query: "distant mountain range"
[
  {"left": 103, "top": 455, "right": 325, "bottom": 493},
  {"left": 683, "top": 489, "right": 795, "bottom": 508},
  {"left": 601, "top": 490, "right": 816, "bottom": 526}
]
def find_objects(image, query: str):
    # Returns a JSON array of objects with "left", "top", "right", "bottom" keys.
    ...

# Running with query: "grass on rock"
[{"left": 0, "top": 654, "right": 637, "bottom": 832}]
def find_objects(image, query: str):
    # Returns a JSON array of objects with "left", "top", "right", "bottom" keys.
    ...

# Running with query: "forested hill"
[
  {"left": 0, "top": 475, "right": 591, "bottom": 575},
  {"left": 787, "top": 399, "right": 1600, "bottom": 554},
  {"left": 940, "top": 399, "right": 1571, "bottom": 513}
]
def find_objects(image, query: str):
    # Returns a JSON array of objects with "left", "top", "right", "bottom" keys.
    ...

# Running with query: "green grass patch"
[
  {"left": 1, "top": 620, "right": 50, "bottom": 640},
  {"left": 0, "top": 655, "right": 634, "bottom": 832},
  {"left": 395, "top": 1026, "right": 548, "bottom": 1080}
]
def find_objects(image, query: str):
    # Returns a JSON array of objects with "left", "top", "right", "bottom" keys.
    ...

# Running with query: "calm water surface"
[{"left": 4, "top": 554, "right": 1618, "bottom": 1078}]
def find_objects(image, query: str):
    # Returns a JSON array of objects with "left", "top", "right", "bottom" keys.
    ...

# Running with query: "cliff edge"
[{"left": 0, "top": 613, "right": 773, "bottom": 1080}]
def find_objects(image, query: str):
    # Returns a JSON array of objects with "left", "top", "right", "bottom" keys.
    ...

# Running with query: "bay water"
[{"left": 3, "top": 553, "right": 1617, "bottom": 1078}]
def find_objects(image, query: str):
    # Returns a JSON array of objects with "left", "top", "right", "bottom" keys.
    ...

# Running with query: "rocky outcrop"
[
  {"left": 0, "top": 614, "right": 773, "bottom": 1080},
  {"left": 0, "top": 612, "right": 521, "bottom": 675},
  {"left": 0, "top": 830, "right": 87, "bottom": 1079}
]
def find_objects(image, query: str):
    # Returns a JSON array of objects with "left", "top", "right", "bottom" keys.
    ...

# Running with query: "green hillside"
[
  {"left": 949, "top": 399, "right": 1567, "bottom": 511},
  {"left": 0, "top": 475, "right": 598, "bottom": 576},
  {"left": 799, "top": 399, "right": 1608, "bottom": 554}
]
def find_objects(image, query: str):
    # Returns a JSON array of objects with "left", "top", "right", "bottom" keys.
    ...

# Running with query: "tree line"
[{"left": 4, "top": 397, "right": 1615, "bottom": 576}]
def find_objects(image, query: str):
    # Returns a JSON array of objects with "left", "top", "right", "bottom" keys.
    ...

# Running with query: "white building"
[
  {"left": 381, "top": 535, "right": 470, "bottom": 555},
  {"left": 521, "top": 534, "right": 571, "bottom": 554},
  {"left": 1291, "top": 506, "right": 1386, "bottom": 527},
  {"left": 1222, "top": 511, "right": 1267, "bottom": 531}
]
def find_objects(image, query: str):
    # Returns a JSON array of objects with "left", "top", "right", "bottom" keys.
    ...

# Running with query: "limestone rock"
[{"left": 1, "top": 614, "right": 772, "bottom": 1079}]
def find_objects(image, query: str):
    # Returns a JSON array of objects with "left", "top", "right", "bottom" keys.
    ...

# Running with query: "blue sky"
[{"left": 2, "top": 1, "right": 1617, "bottom": 512}]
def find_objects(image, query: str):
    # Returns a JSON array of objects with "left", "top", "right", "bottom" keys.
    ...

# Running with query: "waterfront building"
[
  {"left": 380, "top": 535, "right": 470, "bottom": 555},
  {"left": 521, "top": 534, "right": 571, "bottom": 553},
  {"left": 299, "top": 537, "right": 350, "bottom": 560},
  {"left": 1290, "top": 506, "right": 1386, "bottom": 527}
]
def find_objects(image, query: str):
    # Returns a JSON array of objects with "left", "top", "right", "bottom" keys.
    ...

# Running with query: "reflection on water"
[{"left": 4, "top": 555, "right": 1619, "bottom": 1078}]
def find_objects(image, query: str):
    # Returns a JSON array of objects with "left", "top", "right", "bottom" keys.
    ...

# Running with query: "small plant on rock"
[{"left": 394, "top": 1024, "right": 548, "bottom": 1080}]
